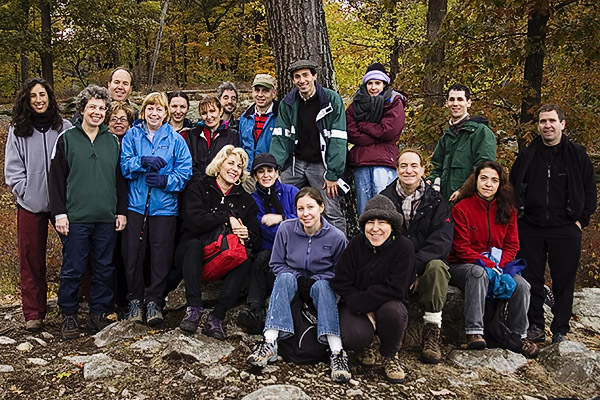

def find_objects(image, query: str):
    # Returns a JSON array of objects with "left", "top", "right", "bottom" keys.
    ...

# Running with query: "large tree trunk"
[
  {"left": 39, "top": 0, "right": 53, "bottom": 86},
  {"left": 264, "top": 0, "right": 336, "bottom": 96},
  {"left": 148, "top": 0, "right": 170, "bottom": 92},
  {"left": 519, "top": 0, "right": 550, "bottom": 150},
  {"left": 423, "top": 0, "right": 447, "bottom": 107}
]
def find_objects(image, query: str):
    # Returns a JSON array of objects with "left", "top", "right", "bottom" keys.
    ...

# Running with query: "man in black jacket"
[
  {"left": 510, "top": 104, "right": 597, "bottom": 344},
  {"left": 381, "top": 149, "right": 453, "bottom": 364}
]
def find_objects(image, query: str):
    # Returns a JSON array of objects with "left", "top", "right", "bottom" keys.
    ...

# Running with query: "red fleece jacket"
[{"left": 448, "top": 194, "right": 519, "bottom": 268}]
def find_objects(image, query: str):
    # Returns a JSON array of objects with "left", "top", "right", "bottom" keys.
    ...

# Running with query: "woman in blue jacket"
[
  {"left": 120, "top": 92, "right": 192, "bottom": 327},
  {"left": 247, "top": 187, "right": 351, "bottom": 383}
]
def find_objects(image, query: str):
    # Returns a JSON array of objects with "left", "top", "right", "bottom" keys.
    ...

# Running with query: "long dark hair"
[
  {"left": 11, "top": 77, "right": 63, "bottom": 137},
  {"left": 454, "top": 161, "right": 515, "bottom": 225}
]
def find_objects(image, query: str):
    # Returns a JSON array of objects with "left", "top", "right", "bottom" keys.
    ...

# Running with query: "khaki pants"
[{"left": 417, "top": 259, "right": 450, "bottom": 313}]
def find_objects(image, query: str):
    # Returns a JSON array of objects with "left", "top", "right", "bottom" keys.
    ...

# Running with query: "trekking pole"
[{"left": 134, "top": 187, "right": 152, "bottom": 274}]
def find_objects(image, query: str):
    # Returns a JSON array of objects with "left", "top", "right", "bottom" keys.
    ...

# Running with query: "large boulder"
[
  {"left": 538, "top": 341, "right": 600, "bottom": 392},
  {"left": 572, "top": 288, "right": 600, "bottom": 333},
  {"left": 449, "top": 348, "right": 528, "bottom": 374},
  {"left": 241, "top": 385, "right": 311, "bottom": 400}
]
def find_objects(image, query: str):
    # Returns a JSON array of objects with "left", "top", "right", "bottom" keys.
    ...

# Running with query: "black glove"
[
  {"left": 145, "top": 172, "right": 168, "bottom": 188},
  {"left": 141, "top": 156, "right": 167, "bottom": 171},
  {"left": 297, "top": 276, "right": 316, "bottom": 303}
]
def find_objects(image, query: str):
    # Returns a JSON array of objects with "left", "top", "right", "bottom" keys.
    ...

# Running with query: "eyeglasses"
[
  {"left": 86, "top": 104, "right": 107, "bottom": 112},
  {"left": 109, "top": 116, "right": 128, "bottom": 123}
]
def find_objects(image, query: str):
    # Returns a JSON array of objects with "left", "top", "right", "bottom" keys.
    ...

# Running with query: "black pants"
[
  {"left": 518, "top": 221, "right": 582, "bottom": 335},
  {"left": 175, "top": 238, "right": 251, "bottom": 320},
  {"left": 339, "top": 300, "right": 408, "bottom": 358},
  {"left": 246, "top": 250, "right": 275, "bottom": 308},
  {"left": 125, "top": 211, "right": 176, "bottom": 305}
]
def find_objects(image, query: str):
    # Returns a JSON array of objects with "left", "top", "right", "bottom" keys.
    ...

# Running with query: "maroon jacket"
[
  {"left": 448, "top": 194, "right": 519, "bottom": 269},
  {"left": 346, "top": 93, "right": 405, "bottom": 168}
]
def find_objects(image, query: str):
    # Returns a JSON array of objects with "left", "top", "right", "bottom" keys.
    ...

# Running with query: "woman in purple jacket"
[
  {"left": 346, "top": 63, "right": 407, "bottom": 214},
  {"left": 246, "top": 187, "right": 351, "bottom": 383}
]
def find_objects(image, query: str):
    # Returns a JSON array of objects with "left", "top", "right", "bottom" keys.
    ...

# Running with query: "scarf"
[
  {"left": 352, "top": 85, "right": 393, "bottom": 123},
  {"left": 396, "top": 179, "right": 425, "bottom": 227},
  {"left": 31, "top": 109, "right": 54, "bottom": 133},
  {"left": 257, "top": 184, "right": 284, "bottom": 216}
]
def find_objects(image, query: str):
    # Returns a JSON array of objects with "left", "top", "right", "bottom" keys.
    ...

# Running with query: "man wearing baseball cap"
[
  {"left": 237, "top": 153, "right": 299, "bottom": 334},
  {"left": 239, "top": 74, "right": 279, "bottom": 192},
  {"left": 269, "top": 59, "right": 348, "bottom": 233}
]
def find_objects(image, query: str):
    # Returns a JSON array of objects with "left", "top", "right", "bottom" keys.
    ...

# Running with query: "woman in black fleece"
[{"left": 331, "top": 195, "right": 416, "bottom": 384}]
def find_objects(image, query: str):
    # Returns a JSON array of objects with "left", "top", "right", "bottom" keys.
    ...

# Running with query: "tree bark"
[
  {"left": 39, "top": 0, "right": 53, "bottom": 87},
  {"left": 264, "top": 0, "right": 337, "bottom": 96},
  {"left": 423, "top": 0, "right": 447, "bottom": 107},
  {"left": 148, "top": 0, "right": 170, "bottom": 92}
]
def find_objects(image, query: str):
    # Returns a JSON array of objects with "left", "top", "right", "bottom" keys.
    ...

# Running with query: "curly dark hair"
[
  {"left": 11, "top": 77, "right": 64, "bottom": 138},
  {"left": 454, "top": 161, "right": 515, "bottom": 225}
]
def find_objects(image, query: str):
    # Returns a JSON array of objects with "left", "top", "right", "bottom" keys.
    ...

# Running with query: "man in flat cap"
[{"left": 269, "top": 60, "right": 348, "bottom": 233}]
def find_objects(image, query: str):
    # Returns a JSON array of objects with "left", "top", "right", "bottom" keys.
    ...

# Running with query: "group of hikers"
[{"left": 4, "top": 59, "right": 597, "bottom": 384}]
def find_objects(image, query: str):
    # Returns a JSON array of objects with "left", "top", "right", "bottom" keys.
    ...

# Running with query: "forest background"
[{"left": 0, "top": 0, "right": 599, "bottom": 298}]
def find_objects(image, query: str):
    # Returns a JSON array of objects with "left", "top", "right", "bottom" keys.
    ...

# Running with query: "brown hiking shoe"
[
  {"left": 383, "top": 355, "right": 405, "bottom": 384},
  {"left": 358, "top": 345, "right": 377, "bottom": 367},
  {"left": 421, "top": 323, "right": 442, "bottom": 364},
  {"left": 466, "top": 334, "right": 486, "bottom": 350}
]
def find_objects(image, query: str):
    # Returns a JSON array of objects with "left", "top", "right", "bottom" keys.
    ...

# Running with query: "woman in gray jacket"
[{"left": 4, "top": 77, "right": 71, "bottom": 332}]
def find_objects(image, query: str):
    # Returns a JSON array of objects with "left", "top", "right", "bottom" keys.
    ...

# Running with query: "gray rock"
[
  {"left": 538, "top": 340, "right": 600, "bottom": 391},
  {"left": 41, "top": 332, "right": 54, "bottom": 340},
  {"left": 182, "top": 371, "right": 200, "bottom": 383},
  {"left": 27, "top": 357, "right": 49, "bottom": 366},
  {"left": 93, "top": 321, "right": 149, "bottom": 347},
  {"left": 449, "top": 348, "right": 528, "bottom": 374},
  {"left": 0, "top": 336, "right": 17, "bottom": 345},
  {"left": 16, "top": 342, "right": 33, "bottom": 352},
  {"left": 0, "top": 365, "right": 15, "bottom": 372},
  {"left": 160, "top": 333, "right": 234, "bottom": 364},
  {"left": 572, "top": 288, "right": 600, "bottom": 333},
  {"left": 64, "top": 353, "right": 130, "bottom": 380},
  {"left": 241, "top": 385, "right": 311, "bottom": 400},
  {"left": 201, "top": 364, "right": 236, "bottom": 379}
]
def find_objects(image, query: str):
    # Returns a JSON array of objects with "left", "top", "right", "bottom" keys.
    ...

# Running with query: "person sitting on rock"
[
  {"left": 331, "top": 195, "right": 416, "bottom": 384},
  {"left": 447, "top": 161, "right": 538, "bottom": 358},
  {"left": 236, "top": 153, "right": 299, "bottom": 334},
  {"left": 246, "top": 187, "right": 351, "bottom": 383}
]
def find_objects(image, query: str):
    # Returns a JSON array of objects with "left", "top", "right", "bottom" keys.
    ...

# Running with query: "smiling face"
[
  {"left": 219, "top": 89, "right": 237, "bottom": 114},
  {"left": 108, "top": 109, "right": 130, "bottom": 137},
  {"left": 144, "top": 103, "right": 166, "bottom": 131},
  {"left": 296, "top": 194, "right": 324, "bottom": 233},
  {"left": 200, "top": 105, "right": 223, "bottom": 131},
  {"left": 29, "top": 83, "right": 49, "bottom": 114},
  {"left": 476, "top": 167, "right": 500, "bottom": 201},
  {"left": 218, "top": 153, "right": 243, "bottom": 186},
  {"left": 107, "top": 69, "right": 132, "bottom": 102},
  {"left": 255, "top": 166, "right": 279, "bottom": 189},
  {"left": 82, "top": 98, "right": 107, "bottom": 129},
  {"left": 169, "top": 96, "right": 188, "bottom": 124},
  {"left": 537, "top": 110, "right": 565, "bottom": 146},
  {"left": 292, "top": 69, "right": 318, "bottom": 98},
  {"left": 366, "top": 80, "right": 385, "bottom": 96},
  {"left": 252, "top": 85, "right": 276, "bottom": 112},
  {"left": 365, "top": 218, "right": 392, "bottom": 247},
  {"left": 446, "top": 89, "right": 472, "bottom": 122},
  {"left": 397, "top": 151, "right": 425, "bottom": 193}
]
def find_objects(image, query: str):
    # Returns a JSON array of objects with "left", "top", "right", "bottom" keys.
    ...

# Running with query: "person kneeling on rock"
[{"left": 331, "top": 195, "right": 416, "bottom": 384}]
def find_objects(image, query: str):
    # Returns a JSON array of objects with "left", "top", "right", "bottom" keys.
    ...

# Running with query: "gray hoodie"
[{"left": 4, "top": 120, "right": 72, "bottom": 213}]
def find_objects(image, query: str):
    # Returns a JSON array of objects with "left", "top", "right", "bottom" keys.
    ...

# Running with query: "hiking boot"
[
  {"left": 61, "top": 314, "right": 79, "bottom": 340},
  {"left": 552, "top": 333, "right": 566, "bottom": 344},
  {"left": 527, "top": 325, "right": 546, "bottom": 343},
  {"left": 237, "top": 306, "right": 265, "bottom": 335},
  {"left": 247, "top": 341, "right": 278, "bottom": 367},
  {"left": 146, "top": 302, "right": 163, "bottom": 327},
  {"left": 521, "top": 338, "right": 539, "bottom": 358},
  {"left": 87, "top": 313, "right": 111, "bottom": 333},
  {"left": 25, "top": 319, "right": 43, "bottom": 333},
  {"left": 127, "top": 299, "right": 143, "bottom": 324},
  {"left": 466, "top": 334, "right": 486, "bottom": 350},
  {"left": 180, "top": 306, "right": 204, "bottom": 333},
  {"left": 330, "top": 350, "right": 351, "bottom": 383},
  {"left": 357, "top": 346, "right": 377, "bottom": 367},
  {"left": 383, "top": 355, "right": 405, "bottom": 384},
  {"left": 421, "top": 323, "right": 442, "bottom": 364},
  {"left": 203, "top": 314, "right": 226, "bottom": 341}
]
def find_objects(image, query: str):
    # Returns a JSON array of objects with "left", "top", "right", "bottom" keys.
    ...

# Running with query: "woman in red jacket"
[{"left": 448, "top": 161, "right": 537, "bottom": 357}]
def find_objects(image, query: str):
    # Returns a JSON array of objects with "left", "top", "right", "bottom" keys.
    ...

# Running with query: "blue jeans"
[
  {"left": 281, "top": 159, "right": 346, "bottom": 234},
  {"left": 353, "top": 166, "right": 397, "bottom": 214},
  {"left": 58, "top": 222, "right": 116, "bottom": 316},
  {"left": 264, "top": 272, "right": 341, "bottom": 344}
]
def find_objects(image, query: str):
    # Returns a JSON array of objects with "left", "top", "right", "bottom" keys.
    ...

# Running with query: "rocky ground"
[{"left": 1, "top": 288, "right": 599, "bottom": 400}]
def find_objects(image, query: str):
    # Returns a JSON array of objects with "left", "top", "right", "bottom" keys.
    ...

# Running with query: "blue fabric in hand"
[
  {"left": 141, "top": 156, "right": 167, "bottom": 171},
  {"left": 145, "top": 172, "right": 167, "bottom": 188}
]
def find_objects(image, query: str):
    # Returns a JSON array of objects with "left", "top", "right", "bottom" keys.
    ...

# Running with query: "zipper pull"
[{"left": 221, "top": 196, "right": 224, "bottom": 204}]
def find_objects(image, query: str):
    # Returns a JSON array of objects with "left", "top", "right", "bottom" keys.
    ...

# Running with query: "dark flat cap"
[{"left": 288, "top": 59, "right": 319, "bottom": 76}]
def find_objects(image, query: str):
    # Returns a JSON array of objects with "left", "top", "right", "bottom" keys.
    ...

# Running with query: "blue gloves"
[
  {"left": 145, "top": 172, "right": 168, "bottom": 188},
  {"left": 141, "top": 156, "right": 167, "bottom": 171}
]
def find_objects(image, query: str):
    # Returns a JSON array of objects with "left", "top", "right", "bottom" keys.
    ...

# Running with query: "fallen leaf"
[{"left": 430, "top": 388, "right": 456, "bottom": 396}]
